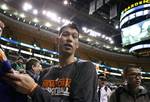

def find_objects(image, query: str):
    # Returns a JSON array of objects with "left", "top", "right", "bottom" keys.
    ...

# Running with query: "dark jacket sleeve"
[
  {"left": 30, "top": 86, "right": 52, "bottom": 102},
  {"left": 109, "top": 90, "right": 116, "bottom": 102},
  {"left": 70, "top": 61, "right": 98, "bottom": 102}
]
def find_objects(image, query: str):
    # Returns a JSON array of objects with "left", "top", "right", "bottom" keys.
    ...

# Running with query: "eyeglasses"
[{"left": 127, "top": 73, "right": 142, "bottom": 78}]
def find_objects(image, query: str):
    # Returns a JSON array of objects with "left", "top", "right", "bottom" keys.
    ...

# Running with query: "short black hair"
[
  {"left": 123, "top": 64, "right": 141, "bottom": 75},
  {"left": 26, "top": 58, "right": 40, "bottom": 70},
  {"left": 59, "top": 23, "right": 79, "bottom": 35}
]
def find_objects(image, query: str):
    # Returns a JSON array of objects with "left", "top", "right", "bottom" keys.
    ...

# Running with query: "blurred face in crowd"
[
  {"left": 32, "top": 62, "right": 42, "bottom": 74},
  {"left": 18, "top": 58, "right": 24, "bottom": 64},
  {"left": 125, "top": 67, "right": 142, "bottom": 88},
  {"left": 99, "top": 80, "right": 107, "bottom": 87},
  {"left": 57, "top": 26, "right": 79, "bottom": 56}
]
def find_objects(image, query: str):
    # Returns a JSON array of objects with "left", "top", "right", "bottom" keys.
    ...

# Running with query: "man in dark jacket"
[
  {"left": 109, "top": 64, "right": 150, "bottom": 102},
  {"left": 26, "top": 58, "right": 42, "bottom": 82},
  {"left": 5, "top": 23, "right": 99, "bottom": 102}
]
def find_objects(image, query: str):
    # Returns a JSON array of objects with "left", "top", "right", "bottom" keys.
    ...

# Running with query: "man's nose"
[{"left": 66, "top": 35, "right": 73, "bottom": 42}]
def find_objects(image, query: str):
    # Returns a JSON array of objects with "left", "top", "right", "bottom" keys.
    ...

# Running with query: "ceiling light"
[
  {"left": 42, "top": 10, "right": 46, "bottom": 15},
  {"left": 102, "top": 34, "right": 105, "bottom": 38},
  {"left": 63, "top": 0, "right": 69, "bottom": 5},
  {"left": 121, "top": 48, "right": 126, "bottom": 52},
  {"left": 33, "top": 18, "right": 39, "bottom": 23},
  {"left": 79, "top": 35, "right": 83, "bottom": 39},
  {"left": 23, "top": 19, "right": 26, "bottom": 22},
  {"left": 87, "top": 38, "right": 92, "bottom": 42},
  {"left": 14, "top": 12, "right": 18, "bottom": 15},
  {"left": 20, "top": 13, "right": 26, "bottom": 18},
  {"left": 115, "top": 25, "right": 119, "bottom": 29},
  {"left": 110, "top": 41, "right": 114, "bottom": 44},
  {"left": 1, "top": 4, "right": 9, "bottom": 10},
  {"left": 114, "top": 47, "right": 118, "bottom": 50},
  {"left": 57, "top": 27, "right": 61, "bottom": 31},
  {"left": 33, "top": 9, "right": 38, "bottom": 15},
  {"left": 45, "top": 22, "right": 52, "bottom": 27},
  {"left": 23, "top": 2, "right": 32, "bottom": 11}
]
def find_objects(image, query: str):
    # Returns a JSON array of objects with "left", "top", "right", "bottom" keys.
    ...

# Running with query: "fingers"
[{"left": 5, "top": 72, "right": 22, "bottom": 81}]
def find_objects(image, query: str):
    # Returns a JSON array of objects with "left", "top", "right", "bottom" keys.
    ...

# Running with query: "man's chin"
[{"left": 60, "top": 50, "right": 73, "bottom": 55}]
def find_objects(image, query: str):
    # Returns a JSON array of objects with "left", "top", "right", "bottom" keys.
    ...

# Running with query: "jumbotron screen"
[{"left": 121, "top": 18, "right": 150, "bottom": 46}]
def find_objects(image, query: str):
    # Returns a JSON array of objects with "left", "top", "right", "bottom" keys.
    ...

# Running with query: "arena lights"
[
  {"left": 14, "top": 12, "right": 19, "bottom": 15},
  {"left": 33, "top": 18, "right": 39, "bottom": 23},
  {"left": 45, "top": 22, "right": 52, "bottom": 27},
  {"left": 86, "top": 38, "right": 92, "bottom": 42},
  {"left": 1, "top": 45, "right": 19, "bottom": 52},
  {"left": 21, "top": 50, "right": 32, "bottom": 55},
  {"left": 82, "top": 26, "right": 114, "bottom": 44},
  {"left": 34, "top": 53, "right": 59, "bottom": 62},
  {"left": 23, "top": 2, "right": 32, "bottom": 11},
  {"left": 121, "top": 48, "right": 126, "bottom": 52},
  {"left": 0, "top": 4, "right": 9, "bottom": 10},
  {"left": 33, "top": 9, "right": 38, "bottom": 15},
  {"left": 19, "top": 13, "right": 26, "bottom": 18},
  {"left": 63, "top": 0, "right": 69, "bottom": 5},
  {"left": 42, "top": 10, "right": 46, "bottom": 15},
  {"left": 102, "top": 34, "right": 106, "bottom": 38},
  {"left": 115, "top": 25, "right": 119, "bottom": 29},
  {"left": 114, "top": 47, "right": 119, "bottom": 50},
  {"left": 129, "top": 44, "right": 150, "bottom": 52},
  {"left": 62, "top": 18, "right": 72, "bottom": 25},
  {"left": 79, "top": 35, "right": 83, "bottom": 39},
  {"left": 110, "top": 40, "right": 114, "bottom": 44}
]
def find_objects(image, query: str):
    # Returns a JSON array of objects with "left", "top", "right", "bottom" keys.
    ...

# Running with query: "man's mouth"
[{"left": 64, "top": 44, "right": 73, "bottom": 49}]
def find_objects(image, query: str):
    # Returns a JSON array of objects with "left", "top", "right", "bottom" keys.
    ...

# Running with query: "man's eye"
[{"left": 62, "top": 32, "right": 69, "bottom": 36}]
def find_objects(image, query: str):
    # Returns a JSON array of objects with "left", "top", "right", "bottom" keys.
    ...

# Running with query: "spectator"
[
  {"left": 26, "top": 58, "right": 42, "bottom": 82},
  {"left": 97, "top": 75, "right": 111, "bottom": 102},
  {"left": 109, "top": 64, "right": 150, "bottom": 102},
  {"left": 12, "top": 56, "right": 25, "bottom": 71}
]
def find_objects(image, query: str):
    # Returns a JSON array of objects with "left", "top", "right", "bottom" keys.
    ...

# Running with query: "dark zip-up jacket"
[{"left": 109, "top": 85, "right": 150, "bottom": 102}]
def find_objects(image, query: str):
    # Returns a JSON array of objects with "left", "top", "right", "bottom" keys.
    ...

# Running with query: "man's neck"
[
  {"left": 59, "top": 54, "right": 76, "bottom": 68},
  {"left": 127, "top": 84, "right": 140, "bottom": 94}
]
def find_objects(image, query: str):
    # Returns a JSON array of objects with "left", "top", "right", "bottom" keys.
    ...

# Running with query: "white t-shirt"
[{"left": 98, "top": 86, "right": 112, "bottom": 102}]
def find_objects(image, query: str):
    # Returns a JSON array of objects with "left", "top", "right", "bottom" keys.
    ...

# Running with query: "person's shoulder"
[
  {"left": 76, "top": 60, "right": 96, "bottom": 72},
  {"left": 77, "top": 60, "right": 95, "bottom": 66}
]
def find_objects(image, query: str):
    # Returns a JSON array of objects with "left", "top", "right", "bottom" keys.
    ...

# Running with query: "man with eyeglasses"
[{"left": 109, "top": 64, "right": 150, "bottom": 102}]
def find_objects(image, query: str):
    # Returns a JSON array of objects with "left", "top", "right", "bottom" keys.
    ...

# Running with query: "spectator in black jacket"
[
  {"left": 5, "top": 23, "right": 98, "bottom": 102},
  {"left": 26, "top": 58, "right": 42, "bottom": 82},
  {"left": 109, "top": 64, "right": 150, "bottom": 102}
]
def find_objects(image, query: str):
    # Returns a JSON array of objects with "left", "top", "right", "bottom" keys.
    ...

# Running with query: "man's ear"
[
  {"left": 31, "top": 65, "right": 34, "bottom": 70},
  {"left": 76, "top": 41, "right": 79, "bottom": 49},
  {"left": 55, "top": 37, "right": 59, "bottom": 45}
]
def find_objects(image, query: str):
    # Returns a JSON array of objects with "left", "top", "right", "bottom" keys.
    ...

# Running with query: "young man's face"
[
  {"left": 57, "top": 27, "right": 79, "bottom": 56},
  {"left": 125, "top": 68, "right": 142, "bottom": 88},
  {"left": 0, "top": 27, "right": 3, "bottom": 36}
]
